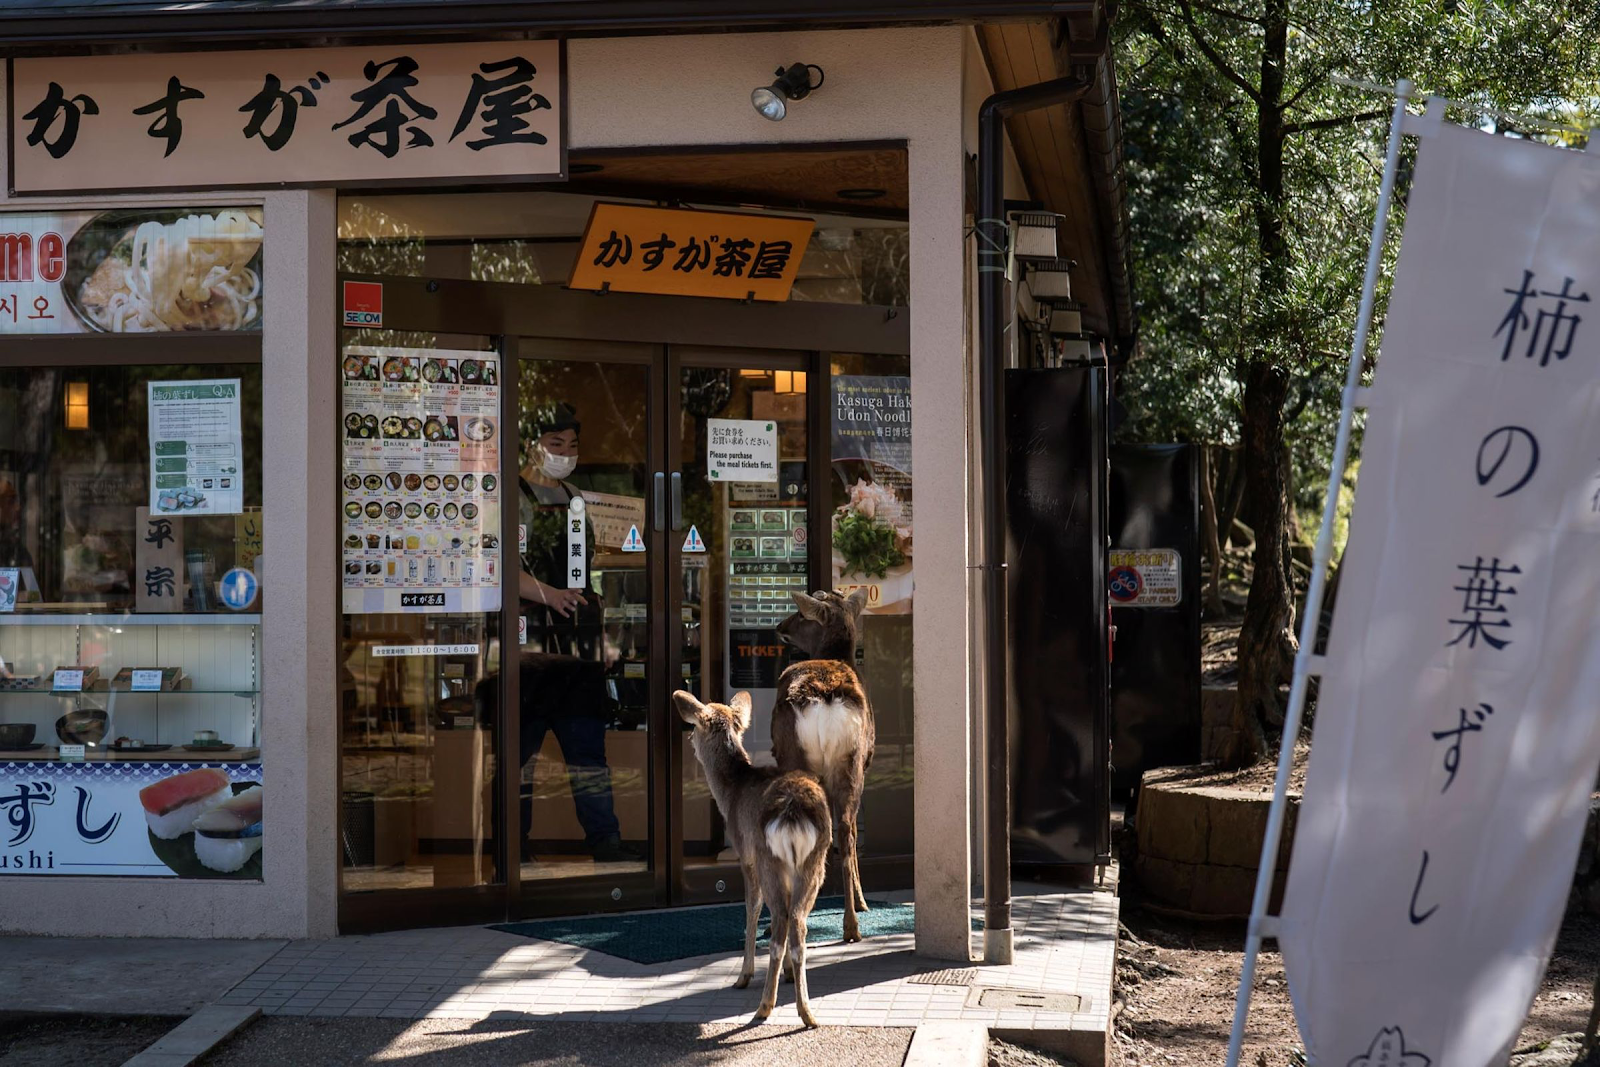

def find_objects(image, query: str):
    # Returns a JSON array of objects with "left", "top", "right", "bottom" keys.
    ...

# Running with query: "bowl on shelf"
[
  {"left": 0, "top": 723, "right": 36, "bottom": 748},
  {"left": 56, "top": 709, "right": 108, "bottom": 746}
]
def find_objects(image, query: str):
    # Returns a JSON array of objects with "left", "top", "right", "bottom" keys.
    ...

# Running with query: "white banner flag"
[{"left": 1279, "top": 122, "right": 1600, "bottom": 1065}]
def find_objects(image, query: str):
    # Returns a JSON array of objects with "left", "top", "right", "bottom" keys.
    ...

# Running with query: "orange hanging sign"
[{"left": 568, "top": 203, "right": 813, "bottom": 302}]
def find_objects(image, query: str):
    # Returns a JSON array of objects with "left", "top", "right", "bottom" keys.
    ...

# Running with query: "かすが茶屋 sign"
[
  {"left": 568, "top": 203, "right": 814, "bottom": 302},
  {"left": 9, "top": 40, "right": 564, "bottom": 194}
]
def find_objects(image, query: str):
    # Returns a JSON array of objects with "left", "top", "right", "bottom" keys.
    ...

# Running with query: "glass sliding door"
[
  {"left": 668, "top": 348, "right": 812, "bottom": 901},
  {"left": 513, "top": 339, "right": 661, "bottom": 906}
]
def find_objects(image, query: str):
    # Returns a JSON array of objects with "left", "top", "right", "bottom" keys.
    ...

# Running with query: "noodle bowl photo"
[{"left": 65, "top": 209, "right": 263, "bottom": 333}]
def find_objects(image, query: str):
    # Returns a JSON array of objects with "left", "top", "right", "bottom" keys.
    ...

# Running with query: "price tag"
[
  {"left": 452, "top": 715, "right": 475, "bottom": 729},
  {"left": 52, "top": 669, "right": 84, "bottom": 692},
  {"left": 58, "top": 744, "right": 85, "bottom": 762},
  {"left": 130, "top": 669, "right": 163, "bottom": 692}
]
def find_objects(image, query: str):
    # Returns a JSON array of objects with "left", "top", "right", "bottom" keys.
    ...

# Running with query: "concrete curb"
[
  {"left": 121, "top": 1005, "right": 261, "bottom": 1067},
  {"left": 904, "top": 1021, "right": 988, "bottom": 1067}
]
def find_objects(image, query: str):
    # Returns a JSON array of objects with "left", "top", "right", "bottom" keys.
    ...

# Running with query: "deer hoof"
[
  {"left": 754, "top": 1002, "right": 774, "bottom": 1021},
  {"left": 798, "top": 1004, "right": 820, "bottom": 1029},
  {"left": 843, "top": 928, "right": 862, "bottom": 944},
  {"left": 733, "top": 973, "right": 752, "bottom": 989}
]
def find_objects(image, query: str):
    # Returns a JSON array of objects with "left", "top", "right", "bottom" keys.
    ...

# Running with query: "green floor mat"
[{"left": 490, "top": 896, "right": 914, "bottom": 965}]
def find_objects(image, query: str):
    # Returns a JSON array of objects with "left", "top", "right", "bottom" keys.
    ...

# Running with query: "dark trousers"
[{"left": 520, "top": 712, "right": 620, "bottom": 846}]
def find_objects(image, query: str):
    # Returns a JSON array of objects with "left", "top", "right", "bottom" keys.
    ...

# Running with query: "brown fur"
[
  {"left": 771, "top": 587, "right": 875, "bottom": 942},
  {"left": 674, "top": 690, "right": 831, "bottom": 1027}
]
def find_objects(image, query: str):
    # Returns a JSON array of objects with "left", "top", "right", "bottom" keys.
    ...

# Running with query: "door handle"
[
  {"left": 670, "top": 472, "right": 684, "bottom": 532},
  {"left": 653, "top": 472, "right": 665, "bottom": 532}
]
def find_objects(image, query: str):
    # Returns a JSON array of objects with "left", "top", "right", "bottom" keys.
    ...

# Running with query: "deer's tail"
[{"left": 762, "top": 773, "right": 830, "bottom": 907}]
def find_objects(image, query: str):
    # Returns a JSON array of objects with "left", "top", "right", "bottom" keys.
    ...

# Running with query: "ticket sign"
[
  {"left": 568, "top": 203, "right": 814, "bottom": 302},
  {"left": 11, "top": 40, "right": 564, "bottom": 194}
]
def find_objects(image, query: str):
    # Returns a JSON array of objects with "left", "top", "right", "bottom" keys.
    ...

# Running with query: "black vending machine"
[
  {"left": 1107, "top": 444, "right": 1202, "bottom": 797},
  {"left": 1005, "top": 365, "right": 1111, "bottom": 873}
]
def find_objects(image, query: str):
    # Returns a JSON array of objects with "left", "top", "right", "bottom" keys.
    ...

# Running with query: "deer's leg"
[
  {"left": 756, "top": 910, "right": 789, "bottom": 1021},
  {"left": 840, "top": 805, "right": 863, "bottom": 943},
  {"left": 736, "top": 871, "right": 761, "bottom": 990},
  {"left": 791, "top": 914, "right": 817, "bottom": 1028}
]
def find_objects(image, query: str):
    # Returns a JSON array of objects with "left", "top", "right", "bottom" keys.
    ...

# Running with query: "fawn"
[
  {"left": 674, "top": 689, "right": 831, "bottom": 1027},
  {"left": 773, "top": 586, "right": 875, "bottom": 943}
]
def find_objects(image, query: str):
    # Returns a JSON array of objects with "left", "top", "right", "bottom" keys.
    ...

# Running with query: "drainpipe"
[{"left": 976, "top": 69, "right": 1092, "bottom": 965}]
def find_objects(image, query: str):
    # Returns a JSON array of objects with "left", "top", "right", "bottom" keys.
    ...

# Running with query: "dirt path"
[{"left": 1114, "top": 906, "right": 1600, "bottom": 1065}]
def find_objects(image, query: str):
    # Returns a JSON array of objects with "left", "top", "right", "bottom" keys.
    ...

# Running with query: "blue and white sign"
[
  {"left": 0, "top": 761, "right": 263, "bottom": 878},
  {"left": 219, "top": 567, "right": 258, "bottom": 611}
]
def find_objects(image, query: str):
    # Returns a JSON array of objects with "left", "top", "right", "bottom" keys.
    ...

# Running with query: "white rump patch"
[
  {"left": 765, "top": 818, "right": 819, "bottom": 873},
  {"left": 794, "top": 699, "right": 859, "bottom": 776}
]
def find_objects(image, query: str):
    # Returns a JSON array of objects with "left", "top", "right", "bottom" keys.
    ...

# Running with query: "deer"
[
  {"left": 673, "top": 689, "right": 831, "bottom": 1027},
  {"left": 772, "top": 586, "right": 874, "bottom": 943}
]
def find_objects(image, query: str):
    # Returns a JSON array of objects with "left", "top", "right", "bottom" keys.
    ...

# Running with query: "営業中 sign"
[
  {"left": 1277, "top": 122, "right": 1600, "bottom": 1066},
  {"left": 10, "top": 40, "right": 564, "bottom": 194},
  {"left": 568, "top": 203, "right": 813, "bottom": 302}
]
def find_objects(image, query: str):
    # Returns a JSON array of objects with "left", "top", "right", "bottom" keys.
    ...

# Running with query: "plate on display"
[
  {"left": 110, "top": 743, "right": 173, "bottom": 753},
  {"left": 182, "top": 742, "right": 234, "bottom": 752}
]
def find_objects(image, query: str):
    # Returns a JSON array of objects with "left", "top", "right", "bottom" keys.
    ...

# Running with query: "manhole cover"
[
  {"left": 967, "top": 986, "right": 1084, "bottom": 1013},
  {"left": 908, "top": 968, "right": 977, "bottom": 986}
]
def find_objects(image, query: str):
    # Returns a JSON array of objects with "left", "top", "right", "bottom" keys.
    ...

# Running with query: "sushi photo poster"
[
  {"left": 0, "top": 762, "right": 263, "bottom": 878},
  {"left": 148, "top": 379, "right": 245, "bottom": 516}
]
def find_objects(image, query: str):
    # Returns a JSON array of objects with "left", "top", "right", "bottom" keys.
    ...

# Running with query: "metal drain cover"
[
  {"left": 967, "top": 986, "right": 1084, "bottom": 1013},
  {"left": 908, "top": 968, "right": 977, "bottom": 986}
]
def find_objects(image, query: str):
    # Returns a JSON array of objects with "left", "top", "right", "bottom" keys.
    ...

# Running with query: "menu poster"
[
  {"left": 830, "top": 375, "right": 913, "bottom": 615},
  {"left": 147, "top": 379, "right": 245, "bottom": 515},
  {"left": 340, "top": 347, "right": 502, "bottom": 614}
]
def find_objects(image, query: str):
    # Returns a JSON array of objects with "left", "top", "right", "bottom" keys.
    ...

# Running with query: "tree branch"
[
  {"left": 1187, "top": 0, "right": 1263, "bottom": 23},
  {"left": 1177, "top": 0, "right": 1263, "bottom": 103},
  {"left": 1282, "top": 108, "right": 1386, "bottom": 137}
]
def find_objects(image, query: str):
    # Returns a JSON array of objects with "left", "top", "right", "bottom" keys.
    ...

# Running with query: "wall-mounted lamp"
[
  {"left": 752, "top": 63, "right": 825, "bottom": 122},
  {"left": 1046, "top": 307, "right": 1084, "bottom": 337},
  {"left": 1008, "top": 211, "right": 1064, "bottom": 262},
  {"left": 1026, "top": 259, "right": 1076, "bottom": 305},
  {"left": 64, "top": 381, "right": 88, "bottom": 429}
]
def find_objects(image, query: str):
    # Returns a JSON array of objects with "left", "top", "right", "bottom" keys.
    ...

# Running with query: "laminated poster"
[
  {"left": 339, "top": 347, "right": 503, "bottom": 614},
  {"left": 830, "top": 375, "right": 913, "bottom": 615},
  {"left": 147, "top": 379, "right": 245, "bottom": 516}
]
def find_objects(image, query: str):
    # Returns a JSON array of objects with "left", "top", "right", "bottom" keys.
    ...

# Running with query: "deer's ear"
[
  {"left": 672, "top": 690, "right": 705, "bottom": 725},
  {"left": 729, "top": 691, "right": 753, "bottom": 731},
  {"left": 845, "top": 585, "right": 870, "bottom": 616},
  {"left": 791, "top": 591, "right": 828, "bottom": 622}
]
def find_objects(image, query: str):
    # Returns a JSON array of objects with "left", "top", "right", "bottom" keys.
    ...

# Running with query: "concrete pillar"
[{"left": 262, "top": 188, "right": 340, "bottom": 938}]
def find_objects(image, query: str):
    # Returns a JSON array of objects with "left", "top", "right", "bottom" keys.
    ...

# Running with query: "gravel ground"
[
  {"left": 0, "top": 1013, "right": 179, "bottom": 1067},
  {"left": 989, "top": 1036, "right": 1080, "bottom": 1065},
  {"left": 1113, "top": 904, "right": 1600, "bottom": 1066},
  {"left": 201, "top": 1017, "right": 913, "bottom": 1067}
]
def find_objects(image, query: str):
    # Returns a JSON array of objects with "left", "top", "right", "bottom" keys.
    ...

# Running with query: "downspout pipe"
[{"left": 976, "top": 69, "right": 1092, "bottom": 965}]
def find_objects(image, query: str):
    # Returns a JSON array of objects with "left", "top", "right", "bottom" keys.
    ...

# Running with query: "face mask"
[{"left": 539, "top": 450, "right": 578, "bottom": 480}]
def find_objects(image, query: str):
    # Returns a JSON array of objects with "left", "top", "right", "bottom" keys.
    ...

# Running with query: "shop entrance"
[{"left": 337, "top": 273, "right": 909, "bottom": 932}]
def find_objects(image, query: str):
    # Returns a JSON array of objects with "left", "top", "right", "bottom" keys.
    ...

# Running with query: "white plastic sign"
[
  {"left": 130, "top": 669, "right": 163, "bottom": 692},
  {"left": 707, "top": 419, "right": 778, "bottom": 483},
  {"left": 52, "top": 669, "right": 83, "bottom": 692}
]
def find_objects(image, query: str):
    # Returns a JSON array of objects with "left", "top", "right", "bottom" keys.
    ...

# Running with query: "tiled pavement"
[{"left": 216, "top": 888, "right": 1118, "bottom": 1041}]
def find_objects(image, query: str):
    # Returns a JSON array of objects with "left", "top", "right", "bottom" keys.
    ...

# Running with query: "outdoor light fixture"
[
  {"left": 752, "top": 63, "right": 824, "bottom": 121},
  {"left": 1008, "top": 211, "right": 1064, "bottom": 262},
  {"left": 64, "top": 381, "right": 88, "bottom": 429},
  {"left": 1047, "top": 307, "right": 1084, "bottom": 337}
]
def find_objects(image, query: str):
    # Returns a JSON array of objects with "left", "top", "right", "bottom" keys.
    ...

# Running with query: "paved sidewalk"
[
  {"left": 214, "top": 889, "right": 1117, "bottom": 1048},
  {"left": 0, "top": 935, "right": 286, "bottom": 1015}
]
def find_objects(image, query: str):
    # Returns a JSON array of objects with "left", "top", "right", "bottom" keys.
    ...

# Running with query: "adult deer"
[
  {"left": 674, "top": 689, "right": 830, "bottom": 1026},
  {"left": 773, "top": 586, "right": 874, "bottom": 943}
]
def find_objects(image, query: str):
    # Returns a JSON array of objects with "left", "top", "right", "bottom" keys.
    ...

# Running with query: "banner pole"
[{"left": 1223, "top": 77, "right": 1413, "bottom": 1067}]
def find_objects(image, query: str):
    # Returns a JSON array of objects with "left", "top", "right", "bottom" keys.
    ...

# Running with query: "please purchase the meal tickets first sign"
[{"left": 568, "top": 203, "right": 814, "bottom": 302}]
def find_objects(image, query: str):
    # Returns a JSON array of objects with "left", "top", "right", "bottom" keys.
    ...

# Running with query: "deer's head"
[
  {"left": 777, "top": 586, "right": 869, "bottom": 662},
  {"left": 673, "top": 689, "right": 753, "bottom": 748}
]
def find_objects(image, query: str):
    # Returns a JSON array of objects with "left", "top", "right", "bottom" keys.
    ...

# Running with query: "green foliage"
[
  {"left": 1115, "top": 0, "right": 1600, "bottom": 520},
  {"left": 832, "top": 509, "right": 906, "bottom": 579}
]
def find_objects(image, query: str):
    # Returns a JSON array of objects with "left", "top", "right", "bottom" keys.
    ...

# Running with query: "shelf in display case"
[
  {"left": 0, "top": 746, "right": 262, "bottom": 762},
  {"left": 0, "top": 689, "right": 261, "bottom": 697},
  {"left": 0, "top": 613, "right": 261, "bottom": 627}
]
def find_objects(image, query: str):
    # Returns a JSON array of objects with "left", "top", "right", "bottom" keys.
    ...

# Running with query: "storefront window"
[
  {"left": 827, "top": 353, "right": 914, "bottom": 858},
  {"left": 337, "top": 329, "right": 504, "bottom": 893},
  {"left": 0, "top": 361, "right": 265, "bottom": 879},
  {"left": 338, "top": 193, "right": 908, "bottom": 307}
]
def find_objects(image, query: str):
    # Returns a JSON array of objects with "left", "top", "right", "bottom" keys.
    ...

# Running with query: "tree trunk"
[
  {"left": 1199, "top": 444, "right": 1225, "bottom": 615},
  {"left": 1223, "top": 0, "right": 1297, "bottom": 769}
]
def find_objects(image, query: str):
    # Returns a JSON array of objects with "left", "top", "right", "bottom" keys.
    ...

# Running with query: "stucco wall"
[{"left": 0, "top": 25, "right": 977, "bottom": 955}]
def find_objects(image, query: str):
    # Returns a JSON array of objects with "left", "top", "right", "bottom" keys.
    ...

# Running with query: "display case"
[{"left": 0, "top": 613, "right": 261, "bottom": 760}]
